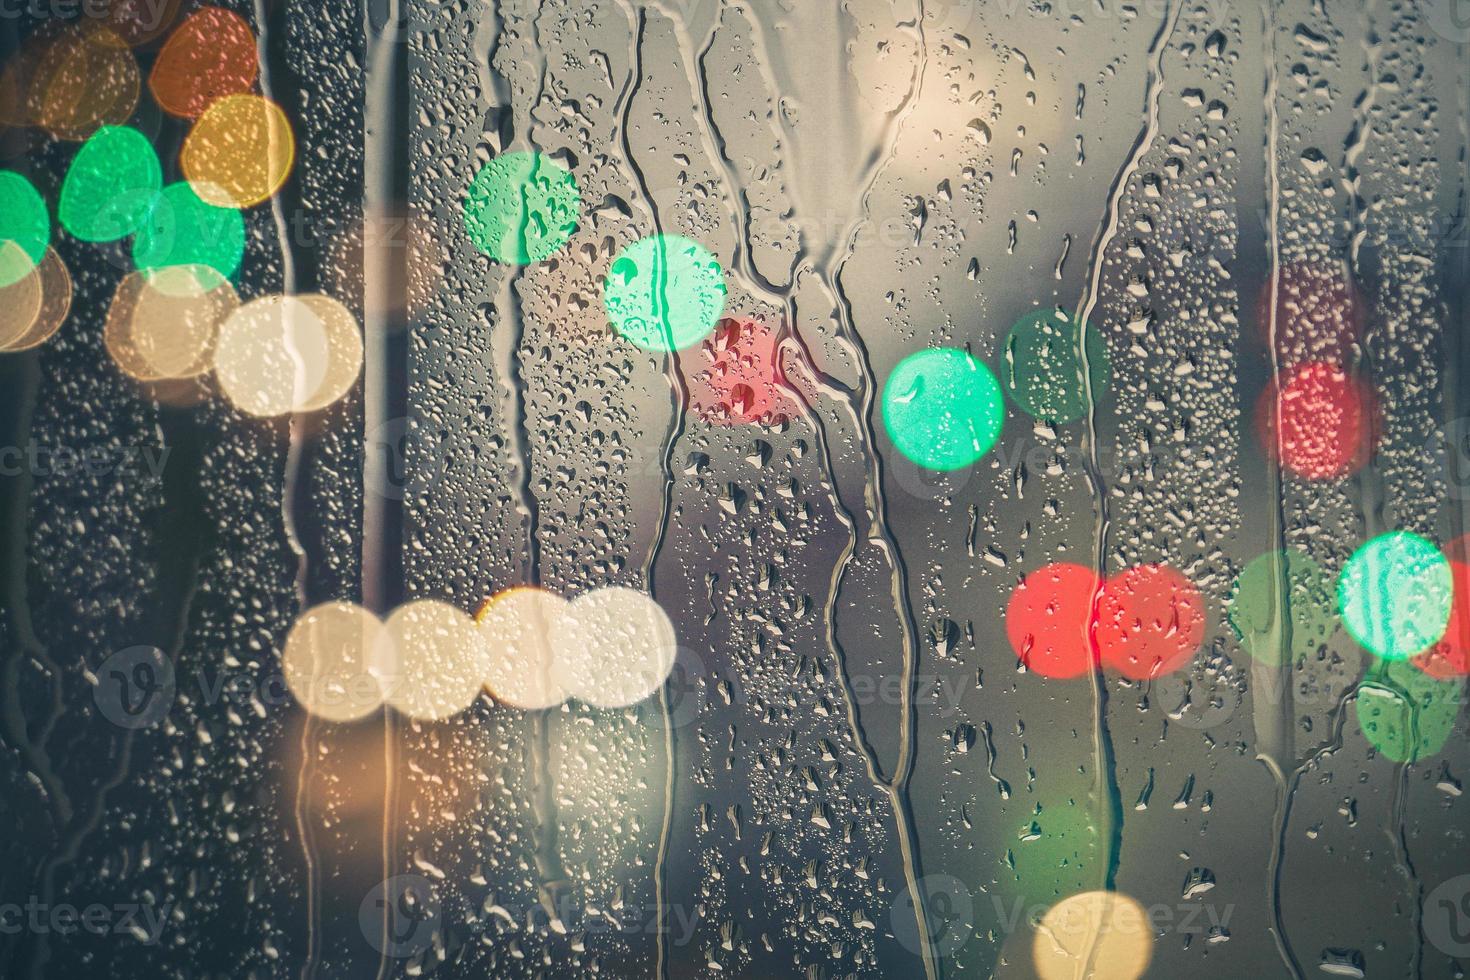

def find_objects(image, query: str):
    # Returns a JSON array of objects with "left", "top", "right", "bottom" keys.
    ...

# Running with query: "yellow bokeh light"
[
  {"left": 105, "top": 265, "right": 239, "bottom": 381},
  {"left": 551, "top": 586, "right": 678, "bottom": 709},
  {"left": 476, "top": 587, "right": 570, "bottom": 711},
  {"left": 294, "top": 294, "right": 363, "bottom": 412},
  {"left": 377, "top": 600, "right": 489, "bottom": 722},
  {"left": 212, "top": 294, "right": 361, "bottom": 416},
  {"left": 282, "top": 601, "right": 386, "bottom": 723},
  {"left": 213, "top": 295, "right": 330, "bottom": 417},
  {"left": 1033, "top": 891, "right": 1152, "bottom": 980},
  {"left": 0, "top": 242, "right": 45, "bottom": 350},
  {"left": 181, "top": 94, "right": 295, "bottom": 209},
  {"left": 0, "top": 248, "right": 71, "bottom": 353}
]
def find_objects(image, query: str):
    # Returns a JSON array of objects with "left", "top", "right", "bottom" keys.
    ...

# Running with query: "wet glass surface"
[{"left": 1, "top": 1, "right": 1469, "bottom": 977}]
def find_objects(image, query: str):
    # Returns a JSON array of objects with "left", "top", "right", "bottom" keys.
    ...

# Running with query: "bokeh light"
[
  {"left": 1414, "top": 541, "right": 1470, "bottom": 679},
  {"left": 1032, "top": 890, "right": 1152, "bottom": 980},
  {"left": 104, "top": 265, "right": 238, "bottom": 381},
  {"left": 1338, "top": 531, "right": 1452, "bottom": 662},
  {"left": 1256, "top": 361, "right": 1376, "bottom": 481},
  {"left": 1227, "top": 549, "right": 1336, "bottom": 666},
  {"left": 0, "top": 248, "right": 71, "bottom": 353},
  {"left": 376, "top": 599, "right": 490, "bottom": 722},
  {"left": 24, "top": 23, "right": 140, "bottom": 141},
  {"left": 476, "top": 587, "right": 570, "bottom": 711},
  {"left": 292, "top": 294, "right": 363, "bottom": 412},
  {"left": 603, "top": 234, "right": 727, "bottom": 352},
  {"left": 181, "top": 94, "right": 295, "bottom": 208},
  {"left": 148, "top": 6, "right": 259, "bottom": 119},
  {"left": 882, "top": 347, "right": 1004, "bottom": 472},
  {"left": 213, "top": 295, "right": 330, "bottom": 417},
  {"left": 0, "top": 170, "right": 50, "bottom": 288},
  {"left": 685, "top": 318, "right": 801, "bottom": 426},
  {"left": 1005, "top": 562, "right": 1101, "bottom": 679},
  {"left": 462, "top": 150, "right": 580, "bottom": 264},
  {"left": 132, "top": 181, "right": 245, "bottom": 284},
  {"left": 1097, "top": 564, "right": 1206, "bottom": 680},
  {"left": 550, "top": 586, "right": 678, "bottom": 709},
  {"left": 282, "top": 601, "right": 386, "bottom": 723},
  {"left": 1002, "top": 307, "right": 1109, "bottom": 424},
  {"left": 59, "top": 126, "right": 161, "bottom": 242},
  {"left": 1255, "top": 261, "right": 1362, "bottom": 368},
  {"left": 1409, "top": 557, "right": 1470, "bottom": 679},
  {"left": 1355, "top": 659, "right": 1458, "bottom": 763},
  {"left": 0, "top": 245, "right": 44, "bottom": 349}
]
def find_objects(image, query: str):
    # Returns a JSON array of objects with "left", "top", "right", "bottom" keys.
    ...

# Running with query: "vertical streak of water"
[
  {"left": 807, "top": 5, "right": 936, "bottom": 974},
  {"left": 247, "top": 2, "right": 317, "bottom": 976},
  {"left": 1257, "top": 3, "right": 1305, "bottom": 976},
  {"left": 1073, "top": 0, "right": 1180, "bottom": 914},
  {"left": 607, "top": 8, "right": 681, "bottom": 973}
]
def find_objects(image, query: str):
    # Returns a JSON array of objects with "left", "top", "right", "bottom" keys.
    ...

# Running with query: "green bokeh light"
[
  {"left": 1355, "top": 659, "right": 1458, "bottom": 763},
  {"left": 463, "top": 151, "right": 580, "bottom": 264},
  {"left": 1338, "top": 531, "right": 1452, "bottom": 662},
  {"left": 882, "top": 348, "right": 1004, "bottom": 472},
  {"left": 1228, "top": 550, "right": 1337, "bottom": 666},
  {"left": 60, "top": 126, "right": 162, "bottom": 243},
  {"left": 1002, "top": 307, "right": 1109, "bottom": 423},
  {"left": 132, "top": 182, "right": 245, "bottom": 285},
  {"left": 0, "top": 170, "right": 50, "bottom": 288},
  {"left": 603, "top": 234, "right": 727, "bottom": 352}
]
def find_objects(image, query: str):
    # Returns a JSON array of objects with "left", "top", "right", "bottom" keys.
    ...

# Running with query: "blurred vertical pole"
[
  {"left": 362, "top": 0, "right": 410, "bottom": 616},
  {"left": 362, "top": 5, "right": 409, "bottom": 980}
]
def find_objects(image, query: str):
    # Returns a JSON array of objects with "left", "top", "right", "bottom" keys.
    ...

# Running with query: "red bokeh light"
[
  {"left": 1255, "top": 361, "right": 1377, "bottom": 481},
  {"left": 685, "top": 318, "right": 802, "bottom": 427},
  {"left": 1411, "top": 560, "right": 1470, "bottom": 680},
  {"left": 1255, "top": 261, "right": 1364, "bottom": 369},
  {"left": 1005, "top": 562, "right": 1102, "bottom": 679},
  {"left": 148, "top": 6, "right": 258, "bottom": 119},
  {"left": 1097, "top": 564, "right": 1205, "bottom": 681}
]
